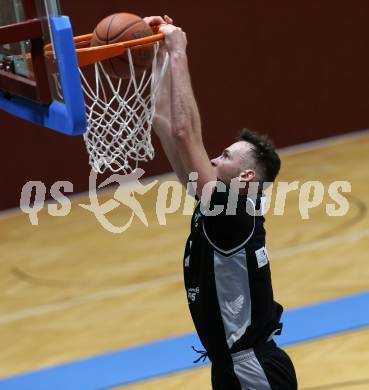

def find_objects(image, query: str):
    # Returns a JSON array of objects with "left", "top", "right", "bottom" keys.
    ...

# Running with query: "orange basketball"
[{"left": 90, "top": 13, "right": 154, "bottom": 79}]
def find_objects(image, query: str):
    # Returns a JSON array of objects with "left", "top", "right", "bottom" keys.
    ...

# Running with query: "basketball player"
[{"left": 144, "top": 15, "right": 298, "bottom": 390}]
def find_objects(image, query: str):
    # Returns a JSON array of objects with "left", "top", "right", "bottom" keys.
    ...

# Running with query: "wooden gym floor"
[{"left": 0, "top": 131, "right": 369, "bottom": 389}]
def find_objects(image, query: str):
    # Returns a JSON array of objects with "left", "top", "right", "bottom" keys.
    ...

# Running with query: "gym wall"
[{"left": 2, "top": 0, "right": 369, "bottom": 210}]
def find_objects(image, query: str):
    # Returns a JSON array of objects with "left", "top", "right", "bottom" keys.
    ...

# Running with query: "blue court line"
[{"left": 1, "top": 291, "right": 369, "bottom": 390}]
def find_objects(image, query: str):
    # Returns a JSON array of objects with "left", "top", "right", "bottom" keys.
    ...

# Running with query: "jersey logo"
[
  {"left": 193, "top": 209, "right": 202, "bottom": 228},
  {"left": 184, "top": 255, "right": 190, "bottom": 267},
  {"left": 188, "top": 287, "right": 200, "bottom": 302},
  {"left": 225, "top": 295, "right": 244, "bottom": 318},
  {"left": 255, "top": 246, "right": 269, "bottom": 268}
]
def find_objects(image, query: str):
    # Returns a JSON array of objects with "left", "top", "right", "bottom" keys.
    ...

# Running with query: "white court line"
[
  {"left": 0, "top": 273, "right": 181, "bottom": 325},
  {"left": 1, "top": 226, "right": 368, "bottom": 325},
  {"left": 272, "top": 227, "right": 369, "bottom": 259}
]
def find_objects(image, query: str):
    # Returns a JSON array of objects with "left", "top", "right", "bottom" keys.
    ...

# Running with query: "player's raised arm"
[
  {"left": 157, "top": 17, "right": 217, "bottom": 202},
  {"left": 144, "top": 16, "right": 189, "bottom": 187}
]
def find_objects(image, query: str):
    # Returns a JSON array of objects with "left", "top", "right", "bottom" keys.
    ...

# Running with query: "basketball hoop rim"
[{"left": 44, "top": 30, "right": 164, "bottom": 68}]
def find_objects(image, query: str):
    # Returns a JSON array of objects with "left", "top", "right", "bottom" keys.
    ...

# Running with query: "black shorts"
[{"left": 211, "top": 341, "right": 298, "bottom": 390}]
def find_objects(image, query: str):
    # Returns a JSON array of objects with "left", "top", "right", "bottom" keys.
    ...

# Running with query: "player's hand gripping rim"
[{"left": 144, "top": 15, "right": 187, "bottom": 55}]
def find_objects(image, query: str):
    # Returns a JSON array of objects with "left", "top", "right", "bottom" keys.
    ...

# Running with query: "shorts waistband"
[
  {"left": 231, "top": 348, "right": 255, "bottom": 364},
  {"left": 231, "top": 339, "right": 276, "bottom": 364}
]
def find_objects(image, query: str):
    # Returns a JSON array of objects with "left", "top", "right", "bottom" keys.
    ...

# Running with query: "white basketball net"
[{"left": 79, "top": 42, "right": 169, "bottom": 174}]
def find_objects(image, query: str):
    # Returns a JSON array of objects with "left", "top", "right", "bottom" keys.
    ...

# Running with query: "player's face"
[{"left": 210, "top": 141, "right": 256, "bottom": 185}]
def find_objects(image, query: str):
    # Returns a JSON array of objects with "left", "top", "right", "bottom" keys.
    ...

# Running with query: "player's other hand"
[
  {"left": 159, "top": 20, "right": 187, "bottom": 55},
  {"left": 144, "top": 15, "right": 173, "bottom": 26},
  {"left": 144, "top": 15, "right": 186, "bottom": 55}
]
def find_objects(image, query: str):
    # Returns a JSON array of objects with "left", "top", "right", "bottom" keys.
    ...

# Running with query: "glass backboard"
[{"left": 0, "top": 0, "right": 86, "bottom": 135}]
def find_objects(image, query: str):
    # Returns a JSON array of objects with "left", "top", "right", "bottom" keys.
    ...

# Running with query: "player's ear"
[{"left": 239, "top": 169, "right": 256, "bottom": 182}]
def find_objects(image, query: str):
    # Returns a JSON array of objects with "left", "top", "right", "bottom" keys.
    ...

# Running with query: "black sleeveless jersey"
[{"left": 183, "top": 183, "right": 283, "bottom": 365}]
